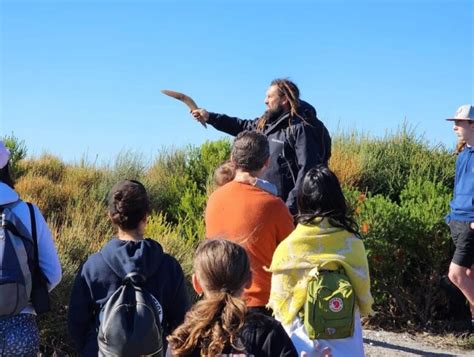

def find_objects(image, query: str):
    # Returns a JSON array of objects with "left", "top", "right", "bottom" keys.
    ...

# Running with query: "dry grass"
[
  {"left": 16, "top": 174, "right": 75, "bottom": 220},
  {"left": 20, "top": 153, "right": 66, "bottom": 182},
  {"left": 329, "top": 147, "right": 364, "bottom": 187}
]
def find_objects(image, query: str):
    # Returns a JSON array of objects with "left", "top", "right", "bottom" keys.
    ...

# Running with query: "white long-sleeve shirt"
[{"left": 1, "top": 182, "right": 62, "bottom": 314}]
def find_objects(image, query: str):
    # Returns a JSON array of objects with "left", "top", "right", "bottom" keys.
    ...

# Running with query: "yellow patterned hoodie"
[{"left": 267, "top": 218, "right": 374, "bottom": 326}]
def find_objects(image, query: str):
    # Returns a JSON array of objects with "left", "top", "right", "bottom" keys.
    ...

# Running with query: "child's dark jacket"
[
  {"left": 186, "top": 312, "right": 297, "bottom": 357},
  {"left": 68, "top": 238, "right": 190, "bottom": 356}
]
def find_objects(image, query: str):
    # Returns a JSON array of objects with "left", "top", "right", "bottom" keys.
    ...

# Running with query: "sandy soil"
[{"left": 363, "top": 329, "right": 474, "bottom": 357}]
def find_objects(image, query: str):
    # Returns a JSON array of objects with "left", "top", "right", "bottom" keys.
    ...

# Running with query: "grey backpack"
[
  {"left": 97, "top": 272, "right": 164, "bottom": 357},
  {"left": 0, "top": 201, "right": 34, "bottom": 317}
]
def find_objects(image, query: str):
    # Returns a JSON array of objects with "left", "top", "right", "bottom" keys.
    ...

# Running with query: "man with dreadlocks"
[{"left": 192, "top": 78, "right": 331, "bottom": 215}]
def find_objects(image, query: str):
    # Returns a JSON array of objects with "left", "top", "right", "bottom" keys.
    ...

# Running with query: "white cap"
[
  {"left": 0, "top": 141, "right": 10, "bottom": 169},
  {"left": 446, "top": 104, "right": 474, "bottom": 121}
]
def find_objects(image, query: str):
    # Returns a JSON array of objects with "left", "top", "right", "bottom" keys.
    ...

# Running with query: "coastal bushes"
[{"left": 3, "top": 128, "right": 458, "bottom": 353}]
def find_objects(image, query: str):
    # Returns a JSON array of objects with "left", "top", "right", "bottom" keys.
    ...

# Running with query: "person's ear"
[
  {"left": 192, "top": 273, "right": 204, "bottom": 295},
  {"left": 137, "top": 214, "right": 148, "bottom": 233},
  {"left": 280, "top": 94, "right": 291, "bottom": 109},
  {"left": 263, "top": 157, "right": 270, "bottom": 169}
]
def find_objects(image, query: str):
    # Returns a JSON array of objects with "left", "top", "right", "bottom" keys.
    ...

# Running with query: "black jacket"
[
  {"left": 67, "top": 238, "right": 190, "bottom": 356},
  {"left": 187, "top": 312, "right": 298, "bottom": 357},
  {"left": 208, "top": 101, "right": 331, "bottom": 215}
]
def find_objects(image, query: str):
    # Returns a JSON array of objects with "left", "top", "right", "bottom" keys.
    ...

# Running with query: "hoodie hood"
[
  {"left": 100, "top": 238, "right": 165, "bottom": 279},
  {"left": 0, "top": 182, "right": 19, "bottom": 205}
]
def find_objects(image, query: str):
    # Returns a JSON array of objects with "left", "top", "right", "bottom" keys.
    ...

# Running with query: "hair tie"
[{"left": 220, "top": 287, "right": 232, "bottom": 294}]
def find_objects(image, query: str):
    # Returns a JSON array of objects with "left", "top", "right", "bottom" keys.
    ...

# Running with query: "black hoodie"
[{"left": 68, "top": 238, "right": 190, "bottom": 356}]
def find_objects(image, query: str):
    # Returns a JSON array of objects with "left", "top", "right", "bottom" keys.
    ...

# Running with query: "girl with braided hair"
[
  {"left": 68, "top": 180, "right": 190, "bottom": 356},
  {"left": 191, "top": 78, "right": 331, "bottom": 215},
  {"left": 167, "top": 239, "right": 297, "bottom": 357}
]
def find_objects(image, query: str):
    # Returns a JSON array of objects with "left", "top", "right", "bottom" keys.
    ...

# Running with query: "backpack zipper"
[{"left": 0, "top": 212, "right": 5, "bottom": 240}]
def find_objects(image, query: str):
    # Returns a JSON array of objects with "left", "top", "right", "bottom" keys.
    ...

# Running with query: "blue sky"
[{"left": 1, "top": 0, "right": 473, "bottom": 162}]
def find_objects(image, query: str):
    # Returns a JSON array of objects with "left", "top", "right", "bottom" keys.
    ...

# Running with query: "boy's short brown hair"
[{"left": 231, "top": 131, "right": 269, "bottom": 172}]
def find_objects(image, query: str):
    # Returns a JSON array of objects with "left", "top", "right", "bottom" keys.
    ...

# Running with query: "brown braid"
[
  {"left": 455, "top": 140, "right": 466, "bottom": 154},
  {"left": 257, "top": 78, "right": 305, "bottom": 132}
]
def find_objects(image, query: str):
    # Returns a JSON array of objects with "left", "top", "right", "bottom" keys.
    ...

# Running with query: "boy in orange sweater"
[{"left": 205, "top": 131, "right": 294, "bottom": 314}]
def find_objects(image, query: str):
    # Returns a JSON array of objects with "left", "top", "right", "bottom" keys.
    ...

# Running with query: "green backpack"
[{"left": 301, "top": 263, "right": 355, "bottom": 340}]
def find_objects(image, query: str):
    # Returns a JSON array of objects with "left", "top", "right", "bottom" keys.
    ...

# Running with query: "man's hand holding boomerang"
[{"left": 161, "top": 89, "right": 207, "bottom": 128}]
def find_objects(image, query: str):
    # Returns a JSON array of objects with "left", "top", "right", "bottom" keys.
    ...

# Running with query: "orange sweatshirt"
[{"left": 205, "top": 181, "right": 294, "bottom": 307}]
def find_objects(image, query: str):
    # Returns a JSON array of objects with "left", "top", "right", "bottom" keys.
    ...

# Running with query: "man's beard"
[{"left": 261, "top": 105, "right": 285, "bottom": 124}]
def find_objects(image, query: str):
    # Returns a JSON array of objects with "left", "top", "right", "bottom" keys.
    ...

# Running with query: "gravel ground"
[{"left": 363, "top": 329, "right": 474, "bottom": 357}]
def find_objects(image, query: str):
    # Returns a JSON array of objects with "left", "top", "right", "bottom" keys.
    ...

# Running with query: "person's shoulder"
[
  {"left": 80, "top": 250, "right": 108, "bottom": 278},
  {"left": 209, "top": 180, "right": 238, "bottom": 196},
  {"left": 244, "top": 312, "right": 281, "bottom": 329},
  {"left": 458, "top": 147, "right": 472, "bottom": 158},
  {"left": 211, "top": 181, "right": 258, "bottom": 202},
  {"left": 159, "top": 250, "right": 183, "bottom": 270},
  {"left": 81, "top": 238, "right": 121, "bottom": 271},
  {"left": 144, "top": 239, "right": 184, "bottom": 273},
  {"left": 242, "top": 312, "right": 296, "bottom": 354},
  {"left": 206, "top": 184, "right": 229, "bottom": 207},
  {"left": 260, "top": 193, "right": 289, "bottom": 210}
]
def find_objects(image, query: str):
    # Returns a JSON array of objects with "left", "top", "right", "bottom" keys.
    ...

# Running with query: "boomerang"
[{"left": 161, "top": 89, "right": 207, "bottom": 128}]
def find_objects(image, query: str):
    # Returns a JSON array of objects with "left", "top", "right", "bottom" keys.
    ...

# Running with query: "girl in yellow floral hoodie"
[{"left": 268, "top": 165, "right": 374, "bottom": 357}]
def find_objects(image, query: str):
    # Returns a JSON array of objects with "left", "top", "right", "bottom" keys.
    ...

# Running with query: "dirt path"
[{"left": 363, "top": 329, "right": 473, "bottom": 356}]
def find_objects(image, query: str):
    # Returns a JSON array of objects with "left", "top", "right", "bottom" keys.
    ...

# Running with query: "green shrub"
[
  {"left": 355, "top": 125, "right": 454, "bottom": 201},
  {"left": 145, "top": 148, "right": 189, "bottom": 218},
  {"left": 145, "top": 140, "right": 229, "bottom": 238},
  {"left": 2, "top": 133, "right": 28, "bottom": 179},
  {"left": 4, "top": 127, "right": 464, "bottom": 352},
  {"left": 145, "top": 212, "right": 200, "bottom": 278},
  {"left": 185, "top": 139, "right": 231, "bottom": 190},
  {"left": 356, "top": 176, "right": 454, "bottom": 327}
]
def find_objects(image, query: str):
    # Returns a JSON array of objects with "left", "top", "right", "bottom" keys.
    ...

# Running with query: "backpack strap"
[
  {"left": 309, "top": 260, "right": 342, "bottom": 278},
  {"left": 0, "top": 200, "right": 21, "bottom": 215},
  {"left": 26, "top": 203, "right": 40, "bottom": 274},
  {"left": 1, "top": 201, "right": 27, "bottom": 239},
  {"left": 123, "top": 272, "right": 146, "bottom": 286}
]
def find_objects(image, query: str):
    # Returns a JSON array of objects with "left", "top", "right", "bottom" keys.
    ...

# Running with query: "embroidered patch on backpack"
[{"left": 329, "top": 297, "right": 343, "bottom": 312}]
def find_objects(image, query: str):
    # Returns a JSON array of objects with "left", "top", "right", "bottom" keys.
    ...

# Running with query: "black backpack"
[{"left": 97, "top": 272, "right": 164, "bottom": 357}]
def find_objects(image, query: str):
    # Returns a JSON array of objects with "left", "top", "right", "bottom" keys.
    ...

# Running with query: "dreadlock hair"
[
  {"left": 168, "top": 239, "right": 251, "bottom": 357},
  {"left": 297, "top": 165, "right": 361, "bottom": 238},
  {"left": 257, "top": 78, "right": 305, "bottom": 132}
]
